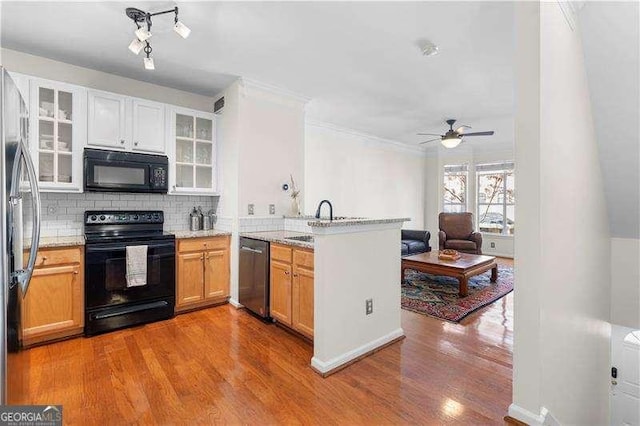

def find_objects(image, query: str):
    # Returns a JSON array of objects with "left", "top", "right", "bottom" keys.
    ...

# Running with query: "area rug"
[{"left": 401, "top": 267, "right": 513, "bottom": 322}]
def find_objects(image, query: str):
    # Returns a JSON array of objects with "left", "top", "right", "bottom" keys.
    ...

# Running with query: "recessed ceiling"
[{"left": 1, "top": 1, "right": 514, "bottom": 147}]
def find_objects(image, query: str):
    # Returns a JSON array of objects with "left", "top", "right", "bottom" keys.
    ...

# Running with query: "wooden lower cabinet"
[
  {"left": 21, "top": 246, "right": 84, "bottom": 347},
  {"left": 177, "top": 252, "right": 205, "bottom": 306},
  {"left": 176, "top": 236, "right": 230, "bottom": 313},
  {"left": 269, "top": 244, "right": 314, "bottom": 339},
  {"left": 270, "top": 260, "right": 292, "bottom": 324}
]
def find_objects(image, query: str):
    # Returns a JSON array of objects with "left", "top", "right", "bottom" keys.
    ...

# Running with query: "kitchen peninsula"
[{"left": 242, "top": 216, "right": 409, "bottom": 376}]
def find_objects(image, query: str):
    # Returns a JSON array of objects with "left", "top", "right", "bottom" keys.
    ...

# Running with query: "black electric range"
[{"left": 84, "top": 210, "right": 175, "bottom": 335}]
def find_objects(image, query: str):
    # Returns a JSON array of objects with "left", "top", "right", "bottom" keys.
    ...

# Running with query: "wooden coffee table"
[{"left": 402, "top": 251, "right": 498, "bottom": 297}]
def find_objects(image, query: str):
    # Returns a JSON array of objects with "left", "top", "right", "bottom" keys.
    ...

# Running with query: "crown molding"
[
  {"left": 305, "top": 119, "right": 428, "bottom": 156},
  {"left": 240, "top": 77, "right": 311, "bottom": 105}
]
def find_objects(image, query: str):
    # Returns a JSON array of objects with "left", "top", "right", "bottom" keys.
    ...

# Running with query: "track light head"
[
  {"left": 128, "top": 38, "right": 145, "bottom": 55},
  {"left": 144, "top": 57, "right": 155, "bottom": 70},
  {"left": 135, "top": 26, "right": 152, "bottom": 42},
  {"left": 173, "top": 20, "right": 191, "bottom": 39}
]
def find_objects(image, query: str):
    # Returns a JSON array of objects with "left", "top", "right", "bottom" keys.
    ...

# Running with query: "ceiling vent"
[{"left": 214, "top": 97, "right": 225, "bottom": 114}]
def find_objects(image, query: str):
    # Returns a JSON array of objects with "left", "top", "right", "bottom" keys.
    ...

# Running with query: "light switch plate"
[
  {"left": 269, "top": 204, "right": 276, "bottom": 215},
  {"left": 248, "top": 204, "right": 254, "bottom": 215}
]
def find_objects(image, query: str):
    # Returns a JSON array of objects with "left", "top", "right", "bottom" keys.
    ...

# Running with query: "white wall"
[
  {"left": 511, "top": 3, "right": 611, "bottom": 425},
  {"left": 0, "top": 49, "right": 212, "bottom": 111},
  {"left": 217, "top": 80, "right": 307, "bottom": 303},
  {"left": 312, "top": 223, "right": 404, "bottom": 373},
  {"left": 238, "top": 82, "right": 306, "bottom": 217},
  {"left": 611, "top": 238, "right": 640, "bottom": 330},
  {"left": 305, "top": 123, "right": 426, "bottom": 229}
]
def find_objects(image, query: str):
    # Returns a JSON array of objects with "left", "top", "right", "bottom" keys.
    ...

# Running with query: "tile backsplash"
[{"left": 31, "top": 193, "right": 218, "bottom": 237}]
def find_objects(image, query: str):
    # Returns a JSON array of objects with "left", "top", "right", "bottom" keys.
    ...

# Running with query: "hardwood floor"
[{"left": 9, "top": 258, "right": 514, "bottom": 425}]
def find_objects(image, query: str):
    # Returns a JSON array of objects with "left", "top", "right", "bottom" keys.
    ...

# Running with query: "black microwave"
[{"left": 84, "top": 148, "right": 169, "bottom": 193}]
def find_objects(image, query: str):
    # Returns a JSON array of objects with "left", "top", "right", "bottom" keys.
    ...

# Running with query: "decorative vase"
[{"left": 290, "top": 197, "right": 301, "bottom": 216}]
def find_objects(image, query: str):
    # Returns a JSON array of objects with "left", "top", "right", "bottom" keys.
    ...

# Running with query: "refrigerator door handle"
[{"left": 10, "top": 140, "right": 41, "bottom": 296}]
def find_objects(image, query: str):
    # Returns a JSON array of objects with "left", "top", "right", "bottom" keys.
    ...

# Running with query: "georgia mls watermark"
[{"left": 0, "top": 405, "right": 62, "bottom": 426}]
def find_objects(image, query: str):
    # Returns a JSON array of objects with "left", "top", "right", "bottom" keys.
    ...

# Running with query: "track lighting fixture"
[{"left": 126, "top": 6, "right": 191, "bottom": 70}]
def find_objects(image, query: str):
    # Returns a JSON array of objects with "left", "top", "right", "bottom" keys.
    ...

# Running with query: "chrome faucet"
[{"left": 315, "top": 200, "right": 333, "bottom": 221}]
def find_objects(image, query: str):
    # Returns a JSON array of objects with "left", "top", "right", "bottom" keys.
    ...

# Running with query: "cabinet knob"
[
  {"left": 73, "top": 270, "right": 79, "bottom": 275},
  {"left": 200, "top": 255, "right": 204, "bottom": 260},
  {"left": 134, "top": 141, "right": 138, "bottom": 146},
  {"left": 120, "top": 139, "right": 125, "bottom": 144},
  {"left": 42, "top": 256, "right": 47, "bottom": 261},
  {"left": 293, "top": 273, "right": 298, "bottom": 277},
  {"left": 284, "top": 271, "right": 290, "bottom": 275}
]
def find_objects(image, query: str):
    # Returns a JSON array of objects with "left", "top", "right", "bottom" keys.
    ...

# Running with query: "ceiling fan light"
[
  {"left": 128, "top": 38, "right": 145, "bottom": 55},
  {"left": 441, "top": 136, "right": 462, "bottom": 149},
  {"left": 135, "top": 27, "right": 152, "bottom": 42},
  {"left": 173, "top": 20, "right": 191, "bottom": 38},
  {"left": 143, "top": 57, "right": 155, "bottom": 70}
]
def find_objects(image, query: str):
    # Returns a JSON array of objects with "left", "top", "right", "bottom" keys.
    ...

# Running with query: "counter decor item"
[
  {"left": 208, "top": 209, "right": 217, "bottom": 227},
  {"left": 189, "top": 207, "right": 201, "bottom": 231},
  {"left": 288, "top": 174, "right": 301, "bottom": 216}
]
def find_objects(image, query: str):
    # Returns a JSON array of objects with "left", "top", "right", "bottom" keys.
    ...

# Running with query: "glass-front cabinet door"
[
  {"left": 29, "top": 78, "right": 86, "bottom": 192},
  {"left": 170, "top": 107, "right": 217, "bottom": 194}
]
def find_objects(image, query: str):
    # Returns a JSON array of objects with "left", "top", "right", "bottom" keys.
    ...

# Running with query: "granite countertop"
[
  {"left": 173, "top": 229, "right": 232, "bottom": 239},
  {"left": 27, "top": 235, "right": 86, "bottom": 249},
  {"left": 307, "top": 217, "right": 410, "bottom": 228},
  {"left": 240, "top": 231, "right": 314, "bottom": 249}
]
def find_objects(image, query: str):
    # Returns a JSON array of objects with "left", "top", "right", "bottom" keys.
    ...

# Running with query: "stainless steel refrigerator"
[{"left": 0, "top": 67, "right": 42, "bottom": 403}]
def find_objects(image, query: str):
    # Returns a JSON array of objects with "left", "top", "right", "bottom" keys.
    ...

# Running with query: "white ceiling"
[
  {"left": 579, "top": 2, "right": 639, "bottom": 239},
  {"left": 0, "top": 1, "right": 515, "bottom": 149}
]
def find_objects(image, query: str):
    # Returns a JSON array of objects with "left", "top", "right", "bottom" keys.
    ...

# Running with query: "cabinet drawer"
[
  {"left": 27, "top": 246, "right": 83, "bottom": 269},
  {"left": 271, "top": 244, "right": 292, "bottom": 263},
  {"left": 293, "top": 249, "right": 314, "bottom": 269},
  {"left": 178, "top": 237, "right": 229, "bottom": 253}
]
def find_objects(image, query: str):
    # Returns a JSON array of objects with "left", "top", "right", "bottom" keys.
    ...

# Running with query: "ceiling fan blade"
[
  {"left": 455, "top": 125, "right": 472, "bottom": 134},
  {"left": 461, "top": 131, "right": 495, "bottom": 137},
  {"left": 419, "top": 138, "right": 441, "bottom": 145},
  {"left": 416, "top": 133, "right": 442, "bottom": 136}
]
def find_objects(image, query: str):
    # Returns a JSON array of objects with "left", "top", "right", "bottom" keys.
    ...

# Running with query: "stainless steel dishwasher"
[{"left": 239, "top": 237, "right": 270, "bottom": 318}]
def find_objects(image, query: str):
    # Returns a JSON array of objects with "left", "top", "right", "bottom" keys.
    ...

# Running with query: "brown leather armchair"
[{"left": 438, "top": 212, "right": 483, "bottom": 255}]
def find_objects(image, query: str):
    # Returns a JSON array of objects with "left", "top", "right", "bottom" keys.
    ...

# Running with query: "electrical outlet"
[
  {"left": 47, "top": 205, "right": 57, "bottom": 215},
  {"left": 269, "top": 204, "right": 276, "bottom": 215},
  {"left": 248, "top": 204, "right": 254, "bottom": 215},
  {"left": 365, "top": 298, "right": 373, "bottom": 315},
  {"left": 490, "top": 242, "right": 496, "bottom": 248}
]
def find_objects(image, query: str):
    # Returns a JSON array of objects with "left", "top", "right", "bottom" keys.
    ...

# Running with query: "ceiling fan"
[{"left": 418, "top": 119, "right": 495, "bottom": 148}]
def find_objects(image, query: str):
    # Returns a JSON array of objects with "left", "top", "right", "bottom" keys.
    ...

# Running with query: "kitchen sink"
[{"left": 285, "top": 235, "right": 314, "bottom": 243}]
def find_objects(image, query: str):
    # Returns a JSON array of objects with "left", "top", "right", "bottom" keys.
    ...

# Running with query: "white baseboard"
[
  {"left": 311, "top": 328, "right": 404, "bottom": 374},
  {"left": 484, "top": 251, "right": 514, "bottom": 259},
  {"left": 509, "top": 404, "right": 544, "bottom": 425},
  {"left": 508, "top": 404, "right": 559, "bottom": 426},
  {"left": 228, "top": 298, "right": 243, "bottom": 308}
]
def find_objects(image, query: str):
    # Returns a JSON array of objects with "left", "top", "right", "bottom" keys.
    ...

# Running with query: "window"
[
  {"left": 443, "top": 164, "right": 468, "bottom": 213},
  {"left": 476, "top": 162, "right": 515, "bottom": 235}
]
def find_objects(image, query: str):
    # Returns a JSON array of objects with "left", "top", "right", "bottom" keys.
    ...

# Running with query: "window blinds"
[
  {"left": 475, "top": 161, "right": 514, "bottom": 172},
  {"left": 444, "top": 164, "right": 468, "bottom": 173}
]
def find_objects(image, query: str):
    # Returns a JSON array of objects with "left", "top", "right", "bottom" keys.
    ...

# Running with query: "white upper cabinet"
[
  {"left": 87, "top": 90, "right": 127, "bottom": 149},
  {"left": 28, "top": 78, "right": 86, "bottom": 192},
  {"left": 132, "top": 99, "right": 165, "bottom": 153},
  {"left": 88, "top": 91, "right": 166, "bottom": 154},
  {"left": 168, "top": 106, "right": 217, "bottom": 194}
]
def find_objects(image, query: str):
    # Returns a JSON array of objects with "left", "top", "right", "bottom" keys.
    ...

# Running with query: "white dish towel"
[{"left": 126, "top": 245, "right": 148, "bottom": 288}]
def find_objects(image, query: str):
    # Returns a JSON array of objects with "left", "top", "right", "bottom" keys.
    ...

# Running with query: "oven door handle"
[{"left": 86, "top": 242, "right": 175, "bottom": 252}]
